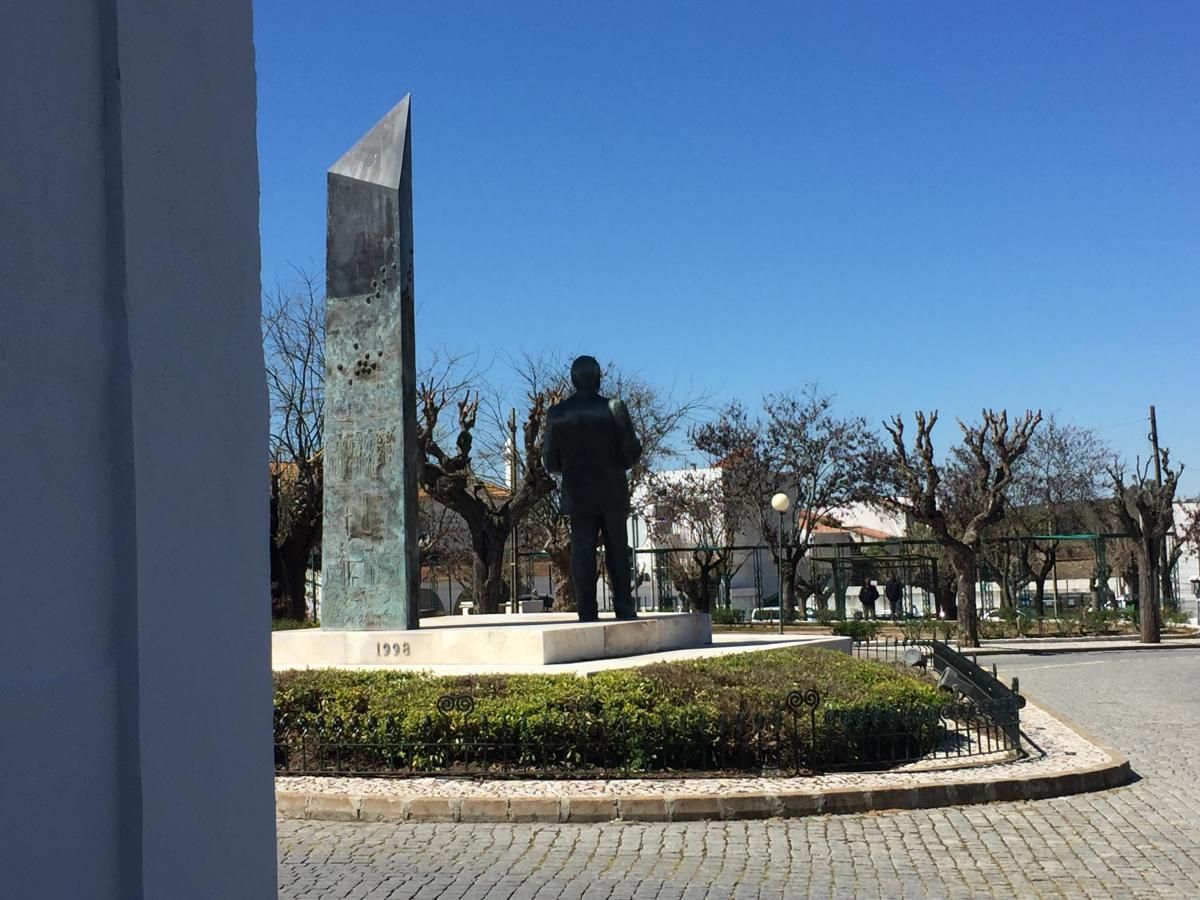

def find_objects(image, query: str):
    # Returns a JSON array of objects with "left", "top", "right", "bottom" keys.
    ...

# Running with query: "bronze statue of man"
[{"left": 541, "top": 356, "right": 643, "bottom": 621}]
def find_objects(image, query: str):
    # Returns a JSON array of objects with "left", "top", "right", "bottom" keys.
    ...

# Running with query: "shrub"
[
  {"left": 899, "top": 619, "right": 929, "bottom": 642},
  {"left": 979, "top": 620, "right": 1012, "bottom": 640},
  {"left": 814, "top": 608, "right": 838, "bottom": 626},
  {"left": 273, "top": 647, "right": 948, "bottom": 775},
  {"left": 1116, "top": 605, "right": 1138, "bottom": 625},
  {"left": 830, "top": 620, "right": 883, "bottom": 643},
  {"left": 710, "top": 607, "right": 745, "bottom": 626},
  {"left": 1017, "top": 613, "right": 1039, "bottom": 638},
  {"left": 934, "top": 620, "right": 958, "bottom": 642},
  {"left": 273, "top": 617, "right": 319, "bottom": 631},
  {"left": 1165, "top": 609, "right": 1191, "bottom": 628}
]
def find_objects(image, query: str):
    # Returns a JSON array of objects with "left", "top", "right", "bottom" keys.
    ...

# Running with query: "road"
[{"left": 278, "top": 650, "right": 1200, "bottom": 898}]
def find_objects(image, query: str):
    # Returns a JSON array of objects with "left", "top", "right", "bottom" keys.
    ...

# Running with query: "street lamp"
[{"left": 771, "top": 493, "right": 791, "bottom": 634}]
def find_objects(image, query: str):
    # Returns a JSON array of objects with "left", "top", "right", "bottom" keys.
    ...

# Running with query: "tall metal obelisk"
[{"left": 322, "top": 95, "right": 419, "bottom": 630}]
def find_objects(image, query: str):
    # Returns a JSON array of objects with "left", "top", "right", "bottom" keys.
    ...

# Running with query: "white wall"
[
  {"left": 0, "top": 2, "right": 276, "bottom": 898},
  {"left": 1173, "top": 500, "right": 1200, "bottom": 623}
]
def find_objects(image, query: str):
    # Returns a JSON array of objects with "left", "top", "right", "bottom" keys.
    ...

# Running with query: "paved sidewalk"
[{"left": 278, "top": 649, "right": 1200, "bottom": 898}]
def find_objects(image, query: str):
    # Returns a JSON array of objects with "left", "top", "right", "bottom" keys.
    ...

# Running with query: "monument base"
[{"left": 272, "top": 612, "right": 713, "bottom": 669}]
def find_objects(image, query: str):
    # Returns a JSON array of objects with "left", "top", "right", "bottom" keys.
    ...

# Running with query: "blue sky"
[{"left": 254, "top": 1, "right": 1198, "bottom": 492}]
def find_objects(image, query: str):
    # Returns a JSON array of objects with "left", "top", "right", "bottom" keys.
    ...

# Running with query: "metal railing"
[{"left": 853, "top": 638, "right": 1024, "bottom": 749}]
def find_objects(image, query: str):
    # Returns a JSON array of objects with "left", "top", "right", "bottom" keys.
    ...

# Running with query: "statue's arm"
[
  {"left": 610, "top": 398, "right": 643, "bottom": 470},
  {"left": 542, "top": 412, "right": 563, "bottom": 474}
]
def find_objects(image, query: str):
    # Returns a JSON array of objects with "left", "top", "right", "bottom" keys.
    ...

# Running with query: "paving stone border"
[{"left": 275, "top": 697, "right": 1132, "bottom": 824}]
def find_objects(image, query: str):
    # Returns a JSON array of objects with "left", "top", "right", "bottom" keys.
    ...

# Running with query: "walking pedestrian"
[
  {"left": 885, "top": 574, "right": 903, "bottom": 619},
  {"left": 858, "top": 580, "right": 879, "bottom": 618}
]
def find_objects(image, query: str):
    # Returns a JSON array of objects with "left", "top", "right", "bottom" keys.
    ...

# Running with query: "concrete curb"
[{"left": 275, "top": 699, "right": 1133, "bottom": 824}]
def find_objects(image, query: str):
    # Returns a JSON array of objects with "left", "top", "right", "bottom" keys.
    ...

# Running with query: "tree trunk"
[
  {"left": 998, "top": 577, "right": 1014, "bottom": 614},
  {"left": 814, "top": 587, "right": 830, "bottom": 613},
  {"left": 956, "top": 568, "right": 980, "bottom": 647},
  {"left": 997, "top": 544, "right": 1016, "bottom": 613},
  {"left": 1123, "top": 570, "right": 1137, "bottom": 603},
  {"left": 471, "top": 526, "right": 509, "bottom": 614},
  {"left": 936, "top": 571, "right": 958, "bottom": 621},
  {"left": 948, "top": 547, "right": 980, "bottom": 647},
  {"left": 1030, "top": 548, "right": 1055, "bottom": 619},
  {"left": 1139, "top": 539, "right": 1161, "bottom": 644},
  {"left": 1159, "top": 542, "right": 1175, "bottom": 612},
  {"left": 783, "top": 568, "right": 798, "bottom": 622},
  {"left": 547, "top": 544, "right": 576, "bottom": 612},
  {"left": 1032, "top": 575, "right": 1046, "bottom": 618},
  {"left": 272, "top": 539, "right": 312, "bottom": 621},
  {"left": 697, "top": 565, "right": 713, "bottom": 614}
]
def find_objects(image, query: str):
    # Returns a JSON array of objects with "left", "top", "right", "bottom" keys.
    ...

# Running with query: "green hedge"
[
  {"left": 831, "top": 620, "right": 883, "bottom": 643},
  {"left": 272, "top": 617, "right": 319, "bottom": 631},
  {"left": 709, "top": 607, "right": 745, "bottom": 626},
  {"left": 274, "top": 647, "right": 949, "bottom": 774}
]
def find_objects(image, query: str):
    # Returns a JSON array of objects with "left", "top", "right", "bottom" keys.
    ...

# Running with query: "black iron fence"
[
  {"left": 853, "top": 638, "right": 1024, "bottom": 748},
  {"left": 274, "top": 642, "right": 1023, "bottom": 779}
]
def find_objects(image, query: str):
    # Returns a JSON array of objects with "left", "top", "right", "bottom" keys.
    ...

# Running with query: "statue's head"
[{"left": 570, "top": 355, "right": 602, "bottom": 392}]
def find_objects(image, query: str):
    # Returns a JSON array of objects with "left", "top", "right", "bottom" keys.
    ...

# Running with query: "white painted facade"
[
  {"left": 630, "top": 468, "right": 911, "bottom": 614},
  {"left": 1172, "top": 500, "right": 1200, "bottom": 623},
  {"left": 0, "top": 3, "right": 276, "bottom": 897}
]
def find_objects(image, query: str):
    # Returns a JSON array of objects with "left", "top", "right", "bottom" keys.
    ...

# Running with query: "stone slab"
[{"left": 272, "top": 612, "right": 714, "bottom": 668}]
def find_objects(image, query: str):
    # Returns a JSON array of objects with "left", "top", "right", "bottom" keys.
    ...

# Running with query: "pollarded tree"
[
  {"left": 1108, "top": 450, "right": 1182, "bottom": 644},
  {"left": 416, "top": 381, "right": 561, "bottom": 614},
  {"left": 884, "top": 409, "right": 1042, "bottom": 648},
  {"left": 694, "top": 388, "right": 888, "bottom": 622}
]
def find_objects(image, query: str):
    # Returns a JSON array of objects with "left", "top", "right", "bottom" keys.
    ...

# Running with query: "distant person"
[
  {"left": 885, "top": 575, "right": 903, "bottom": 619},
  {"left": 541, "top": 356, "right": 643, "bottom": 622},
  {"left": 858, "top": 580, "right": 879, "bottom": 619}
]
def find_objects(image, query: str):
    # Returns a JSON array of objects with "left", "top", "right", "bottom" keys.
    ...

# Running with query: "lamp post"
[{"left": 771, "top": 492, "right": 791, "bottom": 635}]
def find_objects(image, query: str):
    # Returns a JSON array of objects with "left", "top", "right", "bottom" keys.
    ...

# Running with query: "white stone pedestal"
[{"left": 273, "top": 612, "right": 712, "bottom": 669}]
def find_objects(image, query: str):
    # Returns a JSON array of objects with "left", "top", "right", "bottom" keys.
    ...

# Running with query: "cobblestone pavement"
[{"left": 278, "top": 650, "right": 1200, "bottom": 898}]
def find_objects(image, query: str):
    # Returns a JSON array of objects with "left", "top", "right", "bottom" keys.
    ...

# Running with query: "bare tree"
[
  {"left": 643, "top": 467, "right": 746, "bottom": 613},
  {"left": 979, "top": 536, "right": 1031, "bottom": 615},
  {"left": 694, "top": 388, "right": 887, "bottom": 622},
  {"left": 884, "top": 409, "right": 1042, "bottom": 647},
  {"left": 1108, "top": 450, "right": 1183, "bottom": 643},
  {"left": 263, "top": 272, "right": 324, "bottom": 621},
  {"left": 998, "top": 418, "right": 1110, "bottom": 615},
  {"left": 415, "top": 372, "right": 561, "bottom": 613}
]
